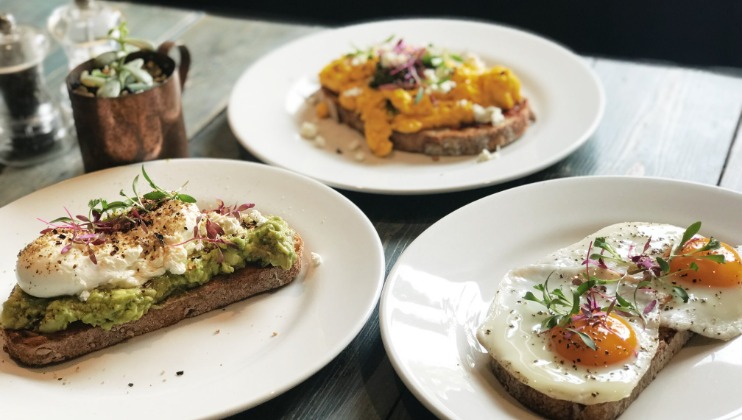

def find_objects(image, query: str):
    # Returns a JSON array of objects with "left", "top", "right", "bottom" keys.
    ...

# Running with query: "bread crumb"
[
  {"left": 214, "top": 329, "right": 220, "bottom": 335},
  {"left": 271, "top": 332, "right": 278, "bottom": 337},
  {"left": 353, "top": 151, "right": 366, "bottom": 161}
]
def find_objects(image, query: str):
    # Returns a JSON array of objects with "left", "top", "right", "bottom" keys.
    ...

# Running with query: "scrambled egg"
[{"left": 318, "top": 40, "right": 524, "bottom": 157}]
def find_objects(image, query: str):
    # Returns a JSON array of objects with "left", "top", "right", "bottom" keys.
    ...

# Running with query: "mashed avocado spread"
[{"left": 1, "top": 214, "right": 296, "bottom": 333}]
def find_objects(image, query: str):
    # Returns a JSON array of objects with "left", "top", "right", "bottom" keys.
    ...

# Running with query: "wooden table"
[{"left": 3, "top": 2, "right": 742, "bottom": 418}]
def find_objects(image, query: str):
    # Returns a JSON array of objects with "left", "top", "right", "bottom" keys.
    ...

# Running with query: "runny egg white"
[{"left": 477, "top": 221, "right": 742, "bottom": 405}]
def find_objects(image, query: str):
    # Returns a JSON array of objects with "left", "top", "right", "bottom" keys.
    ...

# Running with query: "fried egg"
[
  {"left": 477, "top": 264, "right": 660, "bottom": 404},
  {"left": 477, "top": 221, "right": 742, "bottom": 404},
  {"left": 540, "top": 222, "right": 742, "bottom": 340}
]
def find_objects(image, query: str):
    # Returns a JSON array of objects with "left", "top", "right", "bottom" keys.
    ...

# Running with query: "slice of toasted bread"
[
  {"left": 491, "top": 327, "right": 694, "bottom": 420},
  {"left": 321, "top": 87, "right": 535, "bottom": 156},
  {"left": 1, "top": 234, "right": 303, "bottom": 367}
]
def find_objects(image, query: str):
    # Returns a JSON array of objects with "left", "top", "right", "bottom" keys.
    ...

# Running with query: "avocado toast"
[{"left": 1, "top": 168, "right": 303, "bottom": 366}]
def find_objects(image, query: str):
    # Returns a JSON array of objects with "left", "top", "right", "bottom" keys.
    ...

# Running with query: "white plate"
[
  {"left": 380, "top": 176, "right": 742, "bottom": 419},
  {"left": 0, "top": 159, "right": 384, "bottom": 419},
  {"left": 228, "top": 18, "right": 604, "bottom": 194}
]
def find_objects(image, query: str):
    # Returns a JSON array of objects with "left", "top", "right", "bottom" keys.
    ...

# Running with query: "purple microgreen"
[{"left": 643, "top": 299, "right": 657, "bottom": 315}]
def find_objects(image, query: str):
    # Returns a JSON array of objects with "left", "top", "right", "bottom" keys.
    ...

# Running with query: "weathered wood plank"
[
  {"left": 174, "top": 16, "right": 319, "bottom": 137},
  {"left": 718, "top": 108, "right": 742, "bottom": 191},
  {"left": 543, "top": 59, "right": 742, "bottom": 184}
]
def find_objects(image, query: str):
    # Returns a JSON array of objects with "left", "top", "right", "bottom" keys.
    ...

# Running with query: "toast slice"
[
  {"left": 321, "top": 87, "right": 535, "bottom": 156},
  {"left": 1, "top": 234, "right": 303, "bottom": 367},
  {"left": 491, "top": 327, "right": 694, "bottom": 420}
]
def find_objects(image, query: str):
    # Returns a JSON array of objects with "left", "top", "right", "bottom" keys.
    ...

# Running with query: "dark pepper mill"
[{"left": 0, "top": 13, "right": 72, "bottom": 166}]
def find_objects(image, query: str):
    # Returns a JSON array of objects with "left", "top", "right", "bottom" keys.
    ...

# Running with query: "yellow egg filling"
[{"left": 318, "top": 39, "right": 524, "bottom": 157}]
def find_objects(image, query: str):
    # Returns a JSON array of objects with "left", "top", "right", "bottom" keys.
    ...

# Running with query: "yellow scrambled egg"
[{"left": 318, "top": 51, "right": 523, "bottom": 157}]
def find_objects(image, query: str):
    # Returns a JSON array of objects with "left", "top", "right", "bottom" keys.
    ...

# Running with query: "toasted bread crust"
[
  {"left": 321, "top": 87, "right": 535, "bottom": 156},
  {"left": 490, "top": 327, "right": 694, "bottom": 420},
  {"left": 2, "top": 234, "right": 303, "bottom": 367}
]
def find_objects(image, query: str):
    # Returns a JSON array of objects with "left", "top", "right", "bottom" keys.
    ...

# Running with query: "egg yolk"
[
  {"left": 549, "top": 314, "right": 638, "bottom": 367},
  {"left": 669, "top": 237, "right": 742, "bottom": 288}
]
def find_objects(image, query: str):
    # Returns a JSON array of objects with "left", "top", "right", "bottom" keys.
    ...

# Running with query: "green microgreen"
[
  {"left": 672, "top": 286, "right": 690, "bottom": 303},
  {"left": 565, "top": 328, "right": 597, "bottom": 351},
  {"left": 414, "top": 87, "right": 425, "bottom": 104}
]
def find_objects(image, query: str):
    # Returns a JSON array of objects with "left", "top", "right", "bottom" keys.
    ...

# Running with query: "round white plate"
[
  {"left": 228, "top": 18, "right": 604, "bottom": 194},
  {"left": 0, "top": 159, "right": 385, "bottom": 419},
  {"left": 380, "top": 176, "right": 742, "bottom": 419}
]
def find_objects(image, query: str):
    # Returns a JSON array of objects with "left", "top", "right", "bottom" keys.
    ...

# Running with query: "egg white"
[
  {"left": 478, "top": 221, "right": 742, "bottom": 405},
  {"left": 477, "top": 264, "right": 660, "bottom": 404}
]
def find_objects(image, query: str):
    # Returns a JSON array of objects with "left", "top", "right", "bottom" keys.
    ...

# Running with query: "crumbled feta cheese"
[
  {"left": 476, "top": 146, "right": 502, "bottom": 163},
  {"left": 342, "top": 87, "right": 363, "bottom": 97},
  {"left": 490, "top": 107, "right": 505, "bottom": 125},
  {"left": 79, "top": 290, "right": 90, "bottom": 301},
  {"left": 313, "top": 135, "right": 326, "bottom": 148},
  {"left": 473, "top": 104, "right": 489, "bottom": 123},
  {"left": 350, "top": 55, "right": 368, "bottom": 66},
  {"left": 423, "top": 68, "right": 438, "bottom": 83},
  {"left": 300, "top": 122, "right": 318, "bottom": 139},
  {"left": 477, "top": 149, "right": 493, "bottom": 163},
  {"left": 472, "top": 104, "right": 504, "bottom": 125},
  {"left": 431, "top": 80, "right": 456, "bottom": 94},
  {"left": 246, "top": 209, "right": 268, "bottom": 226},
  {"left": 310, "top": 252, "right": 323, "bottom": 267}
]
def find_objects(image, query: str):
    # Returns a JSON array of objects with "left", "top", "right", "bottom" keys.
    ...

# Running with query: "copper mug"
[{"left": 66, "top": 42, "right": 190, "bottom": 172}]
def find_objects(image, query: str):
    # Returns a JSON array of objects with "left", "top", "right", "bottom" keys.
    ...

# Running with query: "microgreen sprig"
[
  {"left": 525, "top": 239, "right": 650, "bottom": 351},
  {"left": 625, "top": 222, "right": 723, "bottom": 303}
]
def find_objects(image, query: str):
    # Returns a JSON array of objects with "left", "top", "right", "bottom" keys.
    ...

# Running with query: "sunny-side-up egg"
[
  {"left": 540, "top": 222, "right": 742, "bottom": 340},
  {"left": 477, "top": 263, "right": 661, "bottom": 404}
]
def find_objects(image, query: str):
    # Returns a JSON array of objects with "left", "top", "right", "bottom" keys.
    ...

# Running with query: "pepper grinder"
[
  {"left": 0, "top": 13, "right": 72, "bottom": 167},
  {"left": 47, "top": 0, "right": 123, "bottom": 70}
]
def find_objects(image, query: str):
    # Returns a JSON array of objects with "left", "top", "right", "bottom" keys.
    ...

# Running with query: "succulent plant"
[{"left": 77, "top": 22, "right": 161, "bottom": 98}]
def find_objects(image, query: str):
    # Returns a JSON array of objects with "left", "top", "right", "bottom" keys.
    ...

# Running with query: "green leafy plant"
[{"left": 77, "top": 22, "right": 159, "bottom": 98}]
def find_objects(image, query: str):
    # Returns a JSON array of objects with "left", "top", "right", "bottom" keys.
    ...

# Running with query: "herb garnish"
[
  {"left": 367, "top": 37, "right": 459, "bottom": 94},
  {"left": 525, "top": 221, "right": 725, "bottom": 351},
  {"left": 590, "top": 221, "right": 724, "bottom": 303},
  {"left": 524, "top": 240, "right": 647, "bottom": 351}
]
